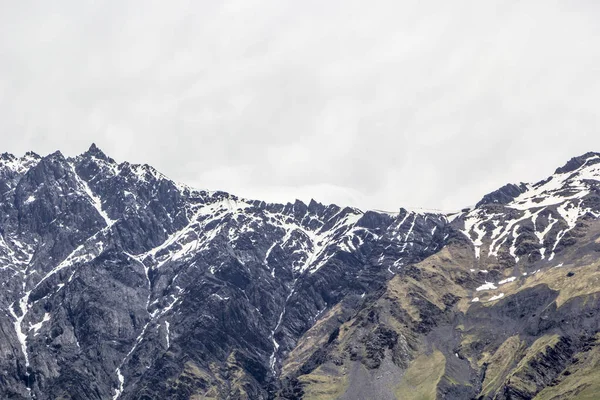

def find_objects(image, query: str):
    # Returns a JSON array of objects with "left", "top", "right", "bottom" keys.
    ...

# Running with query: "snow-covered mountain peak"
[
  {"left": 459, "top": 152, "right": 600, "bottom": 266},
  {"left": 553, "top": 151, "right": 600, "bottom": 174},
  {"left": 0, "top": 151, "right": 41, "bottom": 176},
  {"left": 507, "top": 152, "right": 600, "bottom": 211}
]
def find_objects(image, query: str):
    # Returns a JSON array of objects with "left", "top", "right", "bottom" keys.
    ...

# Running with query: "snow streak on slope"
[
  {"left": 134, "top": 198, "right": 251, "bottom": 270},
  {"left": 9, "top": 289, "right": 32, "bottom": 371},
  {"left": 302, "top": 211, "right": 363, "bottom": 274},
  {"left": 460, "top": 154, "right": 600, "bottom": 263},
  {"left": 270, "top": 279, "right": 298, "bottom": 374},
  {"left": 135, "top": 198, "right": 366, "bottom": 276},
  {"left": 508, "top": 155, "right": 600, "bottom": 210},
  {"left": 548, "top": 200, "right": 591, "bottom": 261},
  {"left": 69, "top": 163, "right": 116, "bottom": 226},
  {"left": 461, "top": 211, "right": 492, "bottom": 259},
  {"left": 37, "top": 227, "right": 111, "bottom": 287}
]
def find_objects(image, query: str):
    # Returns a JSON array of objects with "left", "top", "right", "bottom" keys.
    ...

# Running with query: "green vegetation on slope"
[
  {"left": 395, "top": 349, "right": 446, "bottom": 400},
  {"left": 479, "top": 335, "right": 525, "bottom": 397}
]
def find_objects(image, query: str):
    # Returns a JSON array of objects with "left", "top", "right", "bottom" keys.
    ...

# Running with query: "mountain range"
[{"left": 1, "top": 145, "right": 599, "bottom": 399}]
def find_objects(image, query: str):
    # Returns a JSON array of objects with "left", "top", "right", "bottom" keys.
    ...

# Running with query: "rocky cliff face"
[{"left": 0, "top": 146, "right": 599, "bottom": 400}]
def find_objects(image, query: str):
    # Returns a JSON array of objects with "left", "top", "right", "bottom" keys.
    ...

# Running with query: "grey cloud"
[{"left": 1, "top": 0, "right": 599, "bottom": 211}]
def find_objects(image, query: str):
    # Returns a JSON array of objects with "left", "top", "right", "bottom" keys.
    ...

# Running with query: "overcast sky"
[{"left": 1, "top": 1, "right": 599, "bottom": 211}]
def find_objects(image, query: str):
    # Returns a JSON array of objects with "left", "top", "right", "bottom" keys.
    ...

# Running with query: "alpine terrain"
[{"left": 1, "top": 145, "right": 600, "bottom": 400}]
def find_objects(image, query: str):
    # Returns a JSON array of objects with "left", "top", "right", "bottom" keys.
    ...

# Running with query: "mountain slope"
[
  {"left": 281, "top": 152, "right": 600, "bottom": 399},
  {"left": 0, "top": 147, "right": 599, "bottom": 399}
]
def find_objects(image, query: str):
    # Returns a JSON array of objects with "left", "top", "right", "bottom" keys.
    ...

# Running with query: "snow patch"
[
  {"left": 476, "top": 282, "right": 497, "bottom": 291},
  {"left": 488, "top": 293, "right": 505, "bottom": 302},
  {"left": 9, "top": 290, "right": 32, "bottom": 371},
  {"left": 165, "top": 321, "right": 170, "bottom": 348},
  {"left": 29, "top": 312, "right": 51, "bottom": 335},
  {"left": 498, "top": 276, "right": 516, "bottom": 285}
]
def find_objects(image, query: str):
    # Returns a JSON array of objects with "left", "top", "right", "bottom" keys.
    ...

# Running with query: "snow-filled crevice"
[
  {"left": 69, "top": 163, "right": 116, "bottom": 227},
  {"left": 269, "top": 279, "right": 298, "bottom": 374}
]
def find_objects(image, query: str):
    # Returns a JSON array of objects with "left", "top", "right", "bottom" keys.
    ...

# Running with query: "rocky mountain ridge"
[{"left": 0, "top": 146, "right": 599, "bottom": 399}]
